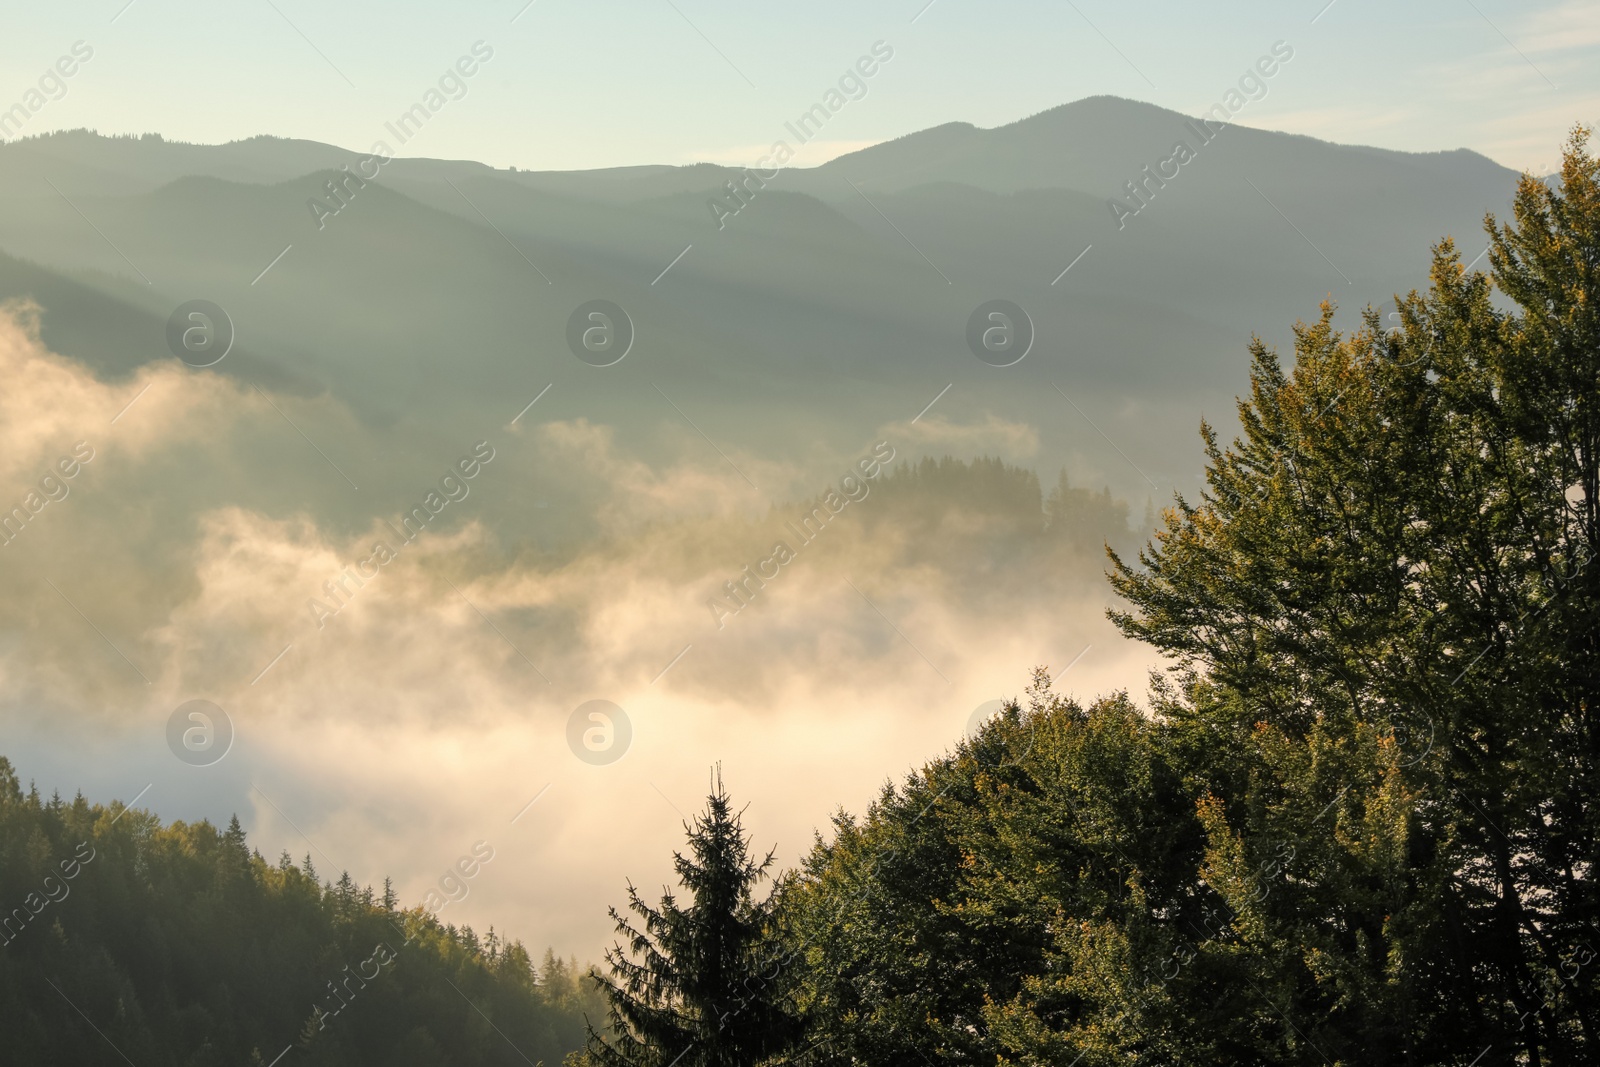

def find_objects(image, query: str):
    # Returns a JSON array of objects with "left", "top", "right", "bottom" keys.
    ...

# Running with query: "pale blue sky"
[{"left": 3, "top": 0, "right": 1597, "bottom": 173}]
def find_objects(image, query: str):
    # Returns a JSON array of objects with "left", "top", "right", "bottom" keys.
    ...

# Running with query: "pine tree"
[
  {"left": 223, "top": 814, "right": 251, "bottom": 881},
  {"left": 586, "top": 768, "right": 798, "bottom": 1067}
]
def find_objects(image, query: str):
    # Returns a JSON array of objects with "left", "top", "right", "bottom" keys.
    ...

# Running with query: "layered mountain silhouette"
[{"left": 0, "top": 95, "right": 1519, "bottom": 501}]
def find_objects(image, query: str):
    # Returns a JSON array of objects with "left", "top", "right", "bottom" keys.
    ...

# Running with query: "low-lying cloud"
[{"left": 0, "top": 303, "right": 1161, "bottom": 959}]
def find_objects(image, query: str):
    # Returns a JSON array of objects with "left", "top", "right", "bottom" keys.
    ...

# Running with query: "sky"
[{"left": 3, "top": 0, "right": 1598, "bottom": 174}]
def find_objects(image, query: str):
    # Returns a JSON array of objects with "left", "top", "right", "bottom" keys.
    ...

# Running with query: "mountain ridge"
[
  {"left": 0, "top": 94, "right": 1535, "bottom": 504},
  {"left": 1, "top": 95, "right": 1520, "bottom": 198}
]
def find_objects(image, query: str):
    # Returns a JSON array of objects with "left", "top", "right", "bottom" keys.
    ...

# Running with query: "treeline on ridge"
[{"left": 0, "top": 759, "right": 605, "bottom": 1066}]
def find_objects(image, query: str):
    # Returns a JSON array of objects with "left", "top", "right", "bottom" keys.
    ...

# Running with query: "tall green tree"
[
  {"left": 777, "top": 127, "right": 1600, "bottom": 1067},
  {"left": 782, "top": 675, "right": 1214, "bottom": 1066},
  {"left": 1109, "top": 126, "right": 1600, "bottom": 1064},
  {"left": 586, "top": 768, "right": 798, "bottom": 1067}
]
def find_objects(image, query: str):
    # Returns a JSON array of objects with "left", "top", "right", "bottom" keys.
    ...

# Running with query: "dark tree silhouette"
[{"left": 586, "top": 767, "right": 799, "bottom": 1067}]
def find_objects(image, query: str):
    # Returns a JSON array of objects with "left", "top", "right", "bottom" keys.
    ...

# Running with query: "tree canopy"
[
  {"left": 584, "top": 768, "right": 799, "bottom": 1067},
  {"left": 0, "top": 756, "right": 605, "bottom": 1066},
  {"left": 772, "top": 128, "right": 1600, "bottom": 1065}
]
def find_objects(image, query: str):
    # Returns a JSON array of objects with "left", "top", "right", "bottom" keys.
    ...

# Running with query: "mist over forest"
[{"left": 5, "top": 2, "right": 1600, "bottom": 1060}]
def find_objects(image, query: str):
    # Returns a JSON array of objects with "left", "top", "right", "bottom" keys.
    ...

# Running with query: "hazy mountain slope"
[
  {"left": 0, "top": 248, "right": 310, "bottom": 393},
  {"left": 810, "top": 96, "right": 1515, "bottom": 196},
  {"left": 0, "top": 130, "right": 361, "bottom": 197},
  {"left": 0, "top": 97, "right": 1528, "bottom": 502}
]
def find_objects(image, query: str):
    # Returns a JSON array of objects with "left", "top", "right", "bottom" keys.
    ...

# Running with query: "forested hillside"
[
  {"left": 0, "top": 757, "right": 604, "bottom": 1066},
  {"left": 579, "top": 130, "right": 1600, "bottom": 1067}
]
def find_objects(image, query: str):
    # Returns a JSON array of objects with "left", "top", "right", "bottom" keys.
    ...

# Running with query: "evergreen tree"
[
  {"left": 1107, "top": 126, "right": 1600, "bottom": 1062},
  {"left": 586, "top": 768, "right": 798, "bottom": 1067},
  {"left": 780, "top": 127, "right": 1600, "bottom": 1067},
  {"left": 783, "top": 676, "right": 1216, "bottom": 1066}
]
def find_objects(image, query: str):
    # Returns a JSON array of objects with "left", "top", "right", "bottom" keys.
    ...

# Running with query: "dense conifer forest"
[{"left": 0, "top": 757, "right": 605, "bottom": 1066}]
